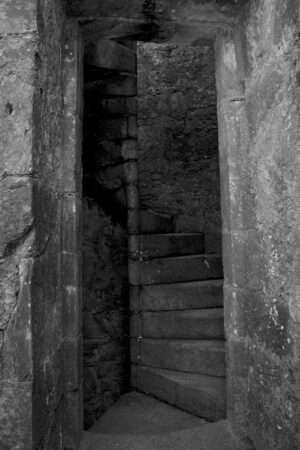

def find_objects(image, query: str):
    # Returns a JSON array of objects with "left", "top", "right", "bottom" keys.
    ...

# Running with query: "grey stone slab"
[
  {"left": 85, "top": 39, "right": 136, "bottom": 73},
  {"left": 0, "top": 381, "right": 32, "bottom": 449},
  {"left": 131, "top": 339, "right": 225, "bottom": 377},
  {"left": 140, "top": 210, "right": 173, "bottom": 234},
  {"left": 130, "top": 308, "right": 224, "bottom": 340},
  {"left": 130, "top": 280, "right": 223, "bottom": 311},
  {"left": 85, "top": 74, "right": 137, "bottom": 98},
  {"left": 140, "top": 233, "right": 205, "bottom": 258},
  {"left": 131, "top": 366, "right": 226, "bottom": 422},
  {"left": 139, "top": 254, "right": 223, "bottom": 285},
  {"left": 80, "top": 395, "right": 237, "bottom": 450}
]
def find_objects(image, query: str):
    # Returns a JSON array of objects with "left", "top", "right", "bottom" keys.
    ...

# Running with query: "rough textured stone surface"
[
  {"left": 0, "top": 0, "right": 66, "bottom": 448},
  {"left": 130, "top": 280, "right": 224, "bottom": 312},
  {"left": 61, "top": 20, "right": 84, "bottom": 450},
  {"left": 138, "top": 43, "right": 221, "bottom": 253},
  {"left": 31, "top": 1, "right": 66, "bottom": 448},
  {"left": 131, "top": 369, "right": 226, "bottom": 422},
  {"left": 134, "top": 254, "right": 223, "bottom": 285},
  {"left": 82, "top": 197, "right": 129, "bottom": 429},
  {"left": 65, "top": 1, "right": 247, "bottom": 47},
  {"left": 80, "top": 394, "right": 237, "bottom": 450},
  {"left": 139, "top": 233, "right": 205, "bottom": 258},
  {"left": 216, "top": 1, "right": 300, "bottom": 448},
  {"left": 131, "top": 339, "right": 225, "bottom": 377},
  {"left": 82, "top": 40, "right": 137, "bottom": 429},
  {"left": 131, "top": 309, "right": 225, "bottom": 339}
]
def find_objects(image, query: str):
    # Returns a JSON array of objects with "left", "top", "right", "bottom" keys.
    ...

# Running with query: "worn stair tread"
[
  {"left": 84, "top": 39, "right": 137, "bottom": 73},
  {"left": 131, "top": 365, "right": 226, "bottom": 421},
  {"left": 137, "top": 254, "right": 223, "bottom": 285},
  {"left": 130, "top": 279, "right": 223, "bottom": 311},
  {"left": 131, "top": 339, "right": 225, "bottom": 377},
  {"left": 140, "top": 210, "right": 173, "bottom": 233},
  {"left": 139, "top": 233, "right": 205, "bottom": 258},
  {"left": 131, "top": 308, "right": 224, "bottom": 339}
]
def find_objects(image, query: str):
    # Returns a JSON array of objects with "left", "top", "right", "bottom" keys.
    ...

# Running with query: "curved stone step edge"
[
  {"left": 131, "top": 365, "right": 226, "bottom": 422},
  {"left": 130, "top": 308, "right": 225, "bottom": 339},
  {"left": 130, "top": 279, "right": 224, "bottom": 311}
]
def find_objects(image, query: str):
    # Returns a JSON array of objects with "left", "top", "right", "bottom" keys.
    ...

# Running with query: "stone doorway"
[{"left": 81, "top": 39, "right": 224, "bottom": 431}]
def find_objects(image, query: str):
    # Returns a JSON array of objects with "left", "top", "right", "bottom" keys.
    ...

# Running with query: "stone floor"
[{"left": 79, "top": 392, "right": 239, "bottom": 450}]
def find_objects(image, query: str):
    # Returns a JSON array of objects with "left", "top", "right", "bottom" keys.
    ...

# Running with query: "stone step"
[
  {"left": 139, "top": 233, "right": 205, "bottom": 259},
  {"left": 131, "top": 308, "right": 224, "bottom": 339},
  {"left": 131, "top": 339, "right": 225, "bottom": 377},
  {"left": 131, "top": 365, "right": 226, "bottom": 421},
  {"left": 130, "top": 279, "right": 223, "bottom": 311},
  {"left": 84, "top": 39, "right": 137, "bottom": 73},
  {"left": 84, "top": 73, "right": 137, "bottom": 98},
  {"left": 140, "top": 210, "right": 173, "bottom": 233},
  {"left": 133, "top": 254, "right": 223, "bottom": 286}
]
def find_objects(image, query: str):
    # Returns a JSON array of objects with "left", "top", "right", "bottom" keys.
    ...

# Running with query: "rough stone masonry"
[{"left": 0, "top": 1, "right": 300, "bottom": 450}]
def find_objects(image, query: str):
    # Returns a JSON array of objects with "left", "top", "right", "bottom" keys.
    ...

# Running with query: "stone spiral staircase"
[{"left": 130, "top": 212, "right": 226, "bottom": 422}]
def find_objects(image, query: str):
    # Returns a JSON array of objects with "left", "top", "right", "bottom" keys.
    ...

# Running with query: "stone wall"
[
  {"left": 0, "top": 0, "right": 72, "bottom": 448},
  {"left": 137, "top": 43, "right": 221, "bottom": 253},
  {"left": 31, "top": 1, "right": 66, "bottom": 446},
  {"left": 216, "top": 1, "right": 300, "bottom": 448},
  {"left": 61, "top": 20, "right": 83, "bottom": 450},
  {"left": 0, "top": 2, "right": 38, "bottom": 447},
  {"left": 82, "top": 40, "right": 137, "bottom": 429}
]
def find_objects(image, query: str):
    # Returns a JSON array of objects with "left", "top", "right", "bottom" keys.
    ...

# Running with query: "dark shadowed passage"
[{"left": 81, "top": 39, "right": 224, "bottom": 429}]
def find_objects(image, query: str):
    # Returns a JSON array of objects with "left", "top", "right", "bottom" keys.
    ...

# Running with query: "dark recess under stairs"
[{"left": 130, "top": 212, "right": 226, "bottom": 422}]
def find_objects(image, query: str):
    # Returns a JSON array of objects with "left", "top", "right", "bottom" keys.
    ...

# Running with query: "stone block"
[
  {"left": 139, "top": 232, "right": 204, "bottom": 259},
  {"left": 0, "top": 176, "right": 33, "bottom": 257},
  {"left": 85, "top": 97, "right": 136, "bottom": 117},
  {"left": 126, "top": 97, "right": 137, "bottom": 115},
  {"left": 132, "top": 279, "right": 223, "bottom": 311},
  {"left": 88, "top": 117, "right": 128, "bottom": 141},
  {"left": 112, "top": 186, "right": 127, "bottom": 209},
  {"left": 62, "top": 251, "right": 81, "bottom": 287},
  {"left": 126, "top": 184, "right": 139, "bottom": 209},
  {"left": 174, "top": 214, "right": 204, "bottom": 233},
  {"left": 129, "top": 286, "right": 140, "bottom": 311},
  {"left": 62, "top": 194, "right": 81, "bottom": 254},
  {"left": 84, "top": 39, "right": 136, "bottom": 73},
  {"left": 124, "top": 161, "right": 138, "bottom": 184},
  {"left": 127, "top": 115, "right": 138, "bottom": 138},
  {"left": 0, "top": 257, "right": 21, "bottom": 331},
  {"left": 132, "top": 365, "right": 226, "bottom": 422},
  {"left": 121, "top": 139, "right": 138, "bottom": 160},
  {"left": 85, "top": 74, "right": 137, "bottom": 98},
  {"left": 128, "top": 260, "right": 141, "bottom": 286},
  {"left": 63, "top": 284, "right": 82, "bottom": 338},
  {"left": 63, "top": 20, "right": 84, "bottom": 117},
  {"left": 0, "top": 381, "right": 32, "bottom": 450},
  {"left": 140, "top": 210, "right": 173, "bottom": 234},
  {"left": 64, "top": 335, "right": 83, "bottom": 392},
  {"left": 0, "top": 38, "right": 36, "bottom": 178},
  {"left": 131, "top": 338, "right": 225, "bottom": 377},
  {"left": 63, "top": 386, "right": 83, "bottom": 450},
  {"left": 130, "top": 308, "right": 225, "bottom": 340},
  {"left": 1, "top": 258, "right": 33, "bottom": 381},
  {"left": 62, "top": 115, "right": 83, "bottom": 194},
  {"left": 0, "top": 0, "right": 37, "bottom": 35},
  {"left": 62, "top": 23, "right": 83, "bottom": 196},
  {"left": 139, "top": 254, "right": 223, "bottom": 286},
  {"left": 95, "top": 164, "right": 125, "bottom": 190},
  {"left": 128, "top": 234, "right": 139, "bottom": 259},
  {"left": 127, "top": 209, "right": 139, "bottom": 235}
]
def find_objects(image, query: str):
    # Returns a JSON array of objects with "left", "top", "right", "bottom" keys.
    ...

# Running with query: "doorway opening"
[{"left": 81, "top": 39, "right": 224, "bottom": 432}]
